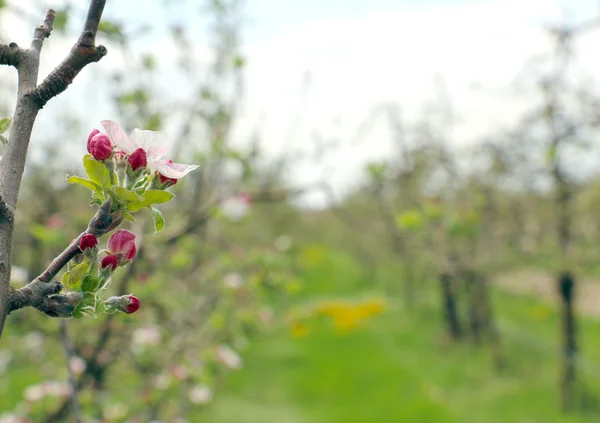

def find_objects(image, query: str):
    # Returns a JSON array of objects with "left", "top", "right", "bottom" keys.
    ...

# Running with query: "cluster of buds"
[
  {"left": 62, "top": 120, "right": 199, "bottom": 319},
  {"left": 77, "top": 229, "right": 140, "bottom": 314},
  {"left": 87, "top": 120, "right": 197, "bottom": 190}
]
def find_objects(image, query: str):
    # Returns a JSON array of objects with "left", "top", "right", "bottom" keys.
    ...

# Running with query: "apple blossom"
[
  {"left": 100, "top": 120, "right": 198, "bottom": 179},
  {"left": 216, "top": 344, "right": 242, "bottom": 370},
  {"left": 188, "top": 385, "right": 213, "bottom": 405},
  {"left": 107, "top": 229, "right": 137, "bottom": 262},
  {"left": 157, "top": 159, "right": 179, "bottom": 187},
  {"left": 220, "top": 193, "right": 252, "bottom": 222}
]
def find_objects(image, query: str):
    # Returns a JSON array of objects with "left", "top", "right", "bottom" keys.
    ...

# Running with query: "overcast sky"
[{"left": 2, "top": 0, "right": 600, "bottom": 206}]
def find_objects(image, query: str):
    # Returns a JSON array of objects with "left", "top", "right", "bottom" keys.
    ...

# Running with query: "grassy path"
[{"left": 204, "top": 290, "right": 600, "bottom": 423}]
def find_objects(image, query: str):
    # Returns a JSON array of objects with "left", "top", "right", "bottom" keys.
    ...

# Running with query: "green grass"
[{"left": 203, "top": 252, "right": 600, "bottom": 423}]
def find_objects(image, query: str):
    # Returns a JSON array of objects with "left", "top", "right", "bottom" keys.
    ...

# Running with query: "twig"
[
  {"left": 60, "top": 321, "right": 83, "bottom": 423},
  {"left": 7, "top": 198, "right": 121, "bottom": 317},
  {"left": 30, "top": 0, "right": 107, "bottom": 108}
]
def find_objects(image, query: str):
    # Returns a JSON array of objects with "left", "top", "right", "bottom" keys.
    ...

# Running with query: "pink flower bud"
[
  {"left": 114, "top": 150, "right": 127, "bottom": 160},
  {"left": 125, "top": 295, "right": 141, "bottom": 314},
  {"left": 107, "top": 229, "right": 137, "bottom": 261},
  {"left": 87, "top": 129, "right": 100, "bottom": 152},
  {"left": 78, "top": 234, "right": 98, "bottom": 251},
  {"left": 101, "top": 255, "right": 118, "bottom": 271},
  {"left": 128, "top": 148, "right": 148, "bottom": 171},
  {"left": 158, "top": 159, "right": 178, "bottom": 187},
  {"left": 88, "top": 133, "right": 113, "bottom": 161}
]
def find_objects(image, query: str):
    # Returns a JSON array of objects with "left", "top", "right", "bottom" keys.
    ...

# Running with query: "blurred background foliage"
[{"left": 4, "top": 0, "right": 600, "bottom": 422}]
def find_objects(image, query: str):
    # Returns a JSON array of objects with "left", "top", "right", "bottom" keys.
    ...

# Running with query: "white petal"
[
  {"left": 130, "top": 129, "right": 169, "bottom": 159},
  {"left": 100, "top": 120, "right": 137, "bottom": 153},
  {"left": 152, "top": 160, "right": 199, "bottom": 179}
]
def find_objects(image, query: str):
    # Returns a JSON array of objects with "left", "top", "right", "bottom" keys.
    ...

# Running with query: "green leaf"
[
  {"left": 62, "top": 271, "right": 70, "bottom": 287},
  {"left": 81, "top": 275, "right": 100, "bottom": 293},
  {"left": 68, "top": 263, "right": 89, "bottom": 291},
  {"left": 83, "top": 155, "right": 110, "bottom": 188},
  {"left": 0, "top": 135, "right": 7, "bottom": 146},
  {"left": 112, "top": 186, "right": 142, "bottom": 203},
  {"left": 151, "top": 207, "right": 165, "bottom": 234},
  {"left": 66, "top": 175, "right": 103, "bottom": 195},
  {"left": 395, "top": 210, "right": 424, "bottom": 231},
  {"left": 123, "top": 212, "right": 135, "bottom": 222},
  {"left": 142, "top": 189, "right": 174, "bottom": 204},
  {"left": 72, "top": 306, "right": 83, "bottom": 319},
  {"left": 0, "top": 118, "right": 10, "bottom": 134},
  {"left": 128, "top": 190, "right": 174, "bottom": 212}
]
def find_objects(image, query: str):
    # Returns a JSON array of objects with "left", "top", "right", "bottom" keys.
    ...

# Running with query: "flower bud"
[
  {"left": 107, "top": 229, "right": 137, "bottom": 262},
  {"left": 127, "top": 148, "right": 148, "bottom": 171},
  {"left": 88, "top": 133, "right": 113, "bottom": 161},
  {"left": 78, "top": 234, "right": 98, "bottom": 251},
  {"left": 87, "top": 129, "right": 100, "bottom": 152},
  {"left": 101, "top": 255, "right": 118, "bottom": 271},
  {"left": 158, "top": 159, "right": 178, "bottom": 187},
  {"left": 125, "top": 295, "right": 140, "bottom": 314}
]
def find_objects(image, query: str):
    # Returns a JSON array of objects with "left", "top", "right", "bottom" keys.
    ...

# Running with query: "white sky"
[{"left": 2, "top": 0, "right": 600, "bottom": 207}]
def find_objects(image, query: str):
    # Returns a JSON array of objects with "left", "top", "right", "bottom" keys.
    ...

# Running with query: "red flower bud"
[
  {"left": 114, "top": 150, "right": 127, "bottom": 160},
  {"left": 158, "top": 159, "right": 178, "bottom": 187},
  {"left": 107, "top": 229, "right": 137, "bottom": 261},
  {"left": 124, "top": 295, "right": 140, "bottom": 314},
  {"left": 78, "top": 234, "right": 98, "bottom": 251},
  {"left": 87, "top": 129, "right": 100, "bottom": 152},
  {"left": 88, "top": 133, "right": 113, "bottom": 160},
  {"left": 128, "top": 148, "right": 148, "bottom": 171},
  {"left": 101, "top": 255, "right": 118, "bottom": 271}
]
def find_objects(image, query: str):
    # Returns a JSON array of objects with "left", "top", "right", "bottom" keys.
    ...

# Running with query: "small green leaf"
[
  {"left": 112, "top": 186, "right": 142, "bottom": 203},
  {"left": 395, "top": 210, "right": 424, "bottom": 231},
  {"left": 0, "top": 118, "right": 10, "bottom": 134},
  {"left": 0, "top": 135, "right": 7, "bottom": 146},
  {"left": 67, "top": 175, "right": 103, "bottom": 195},
  {"left": 62, "top": 271, "right": 70, "bottom": 287},
  {"left": 68, "top": 262, "right": 89, "bottom": 291},
  {"left": 123, "top": 212, "right": 135, "bottom": 222},
  {"left": 81, "top": 275, "right": 100, "bottom": 293},
  {"left": 142, "top": 189, "right": 174, "bottom": 204},
  {"left": 96, "top": 300, "right": 107, "bottom": 314},
  {"left": 128, "top": 190, "right": 174, "bottom": 212},
  {"left": 83, "top": 155, "right": 110, "bottom": 188},
  {"left": 72, "top": 306, "right": 83, "bottom": 319},
  {"left": 151, "top": 207, "right": 165, "bottom": 234}
]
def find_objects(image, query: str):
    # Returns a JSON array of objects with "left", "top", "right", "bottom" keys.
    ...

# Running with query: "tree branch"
[
  {"left": 7, "top": 198, "right": 121, "bottom": 317},
  {"left": 29, "top": 0, "right": 107, "bottom": 109},
  {"left": 31, "top": 9, "right": 55, "bottom": 53},
  {"left": 0, "top": 42, "right": 22, "bottom": 67}
]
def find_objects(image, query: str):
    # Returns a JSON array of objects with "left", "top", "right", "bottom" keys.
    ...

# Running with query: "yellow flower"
[{"left": 290, "top": 321, "right": 309, "bottom": 338}]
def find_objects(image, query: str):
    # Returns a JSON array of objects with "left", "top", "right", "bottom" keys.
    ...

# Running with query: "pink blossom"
[
  {"left": 216, "top": 344, "right": 242, "bottom": 370},
  {"left": 158, "top": 160, "right": 179, "bottom": 187},
  {"left": 107, "top": 229, "right": 137, "bottom": 261},
  {"left": 220, "top": 193, "right": 252, "bottom": 222},
  {"left": 100, "top": 120, "right": 198, "bottom": 179}
]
